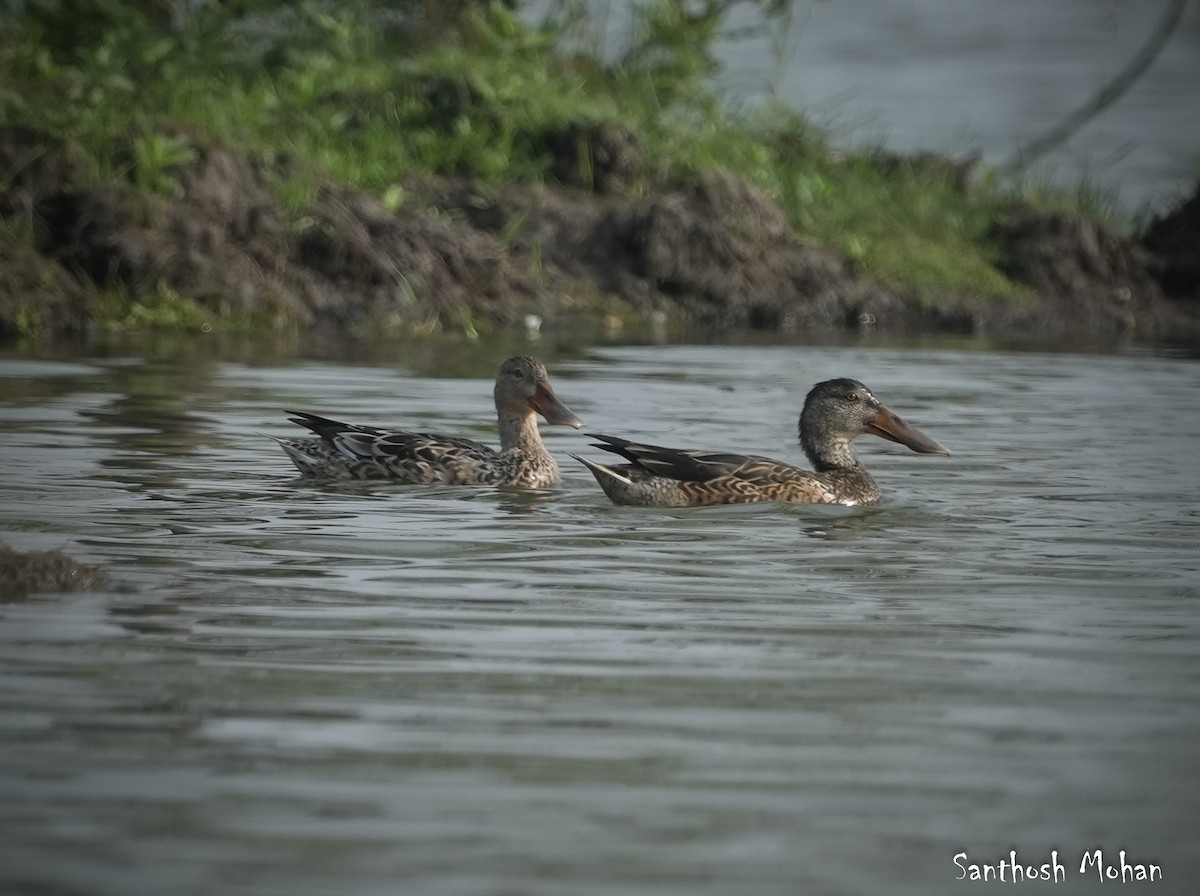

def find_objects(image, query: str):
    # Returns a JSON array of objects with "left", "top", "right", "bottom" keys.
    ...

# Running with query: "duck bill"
[
  {"left": 867, "top": 406, "right": 950, "bottom": 456},
  {"left": 530, "top": 382, "right": 583, "bottom": 428}
]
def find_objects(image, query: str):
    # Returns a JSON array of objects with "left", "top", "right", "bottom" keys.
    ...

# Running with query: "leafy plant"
[{"left": 130, "top": 130, "right": 197, "bottom": 196}]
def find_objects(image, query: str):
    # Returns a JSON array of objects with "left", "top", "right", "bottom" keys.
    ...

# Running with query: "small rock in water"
[{"left": 0, "top": 542, "right": 108, "bottom": 600}]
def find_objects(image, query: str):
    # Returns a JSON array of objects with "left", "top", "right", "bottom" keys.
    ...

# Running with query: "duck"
[
  {"left": 575, "top": 377, "right": 949, "bottom": 506},
  {"left": 277, "top": 355, "right": 583, "bottom": 487}
]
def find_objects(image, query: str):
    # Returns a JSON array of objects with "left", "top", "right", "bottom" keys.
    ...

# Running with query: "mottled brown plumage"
[
  {"left": 576, "top": 378, "right": 949, "bottom": 506},
  {"left": 277, "top": 355, "right": 582, "bottom": 487}
]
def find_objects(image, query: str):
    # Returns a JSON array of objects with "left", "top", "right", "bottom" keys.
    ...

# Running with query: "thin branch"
[{"left": 1003, "top": 0, "right": 1190, "bottom": 174}]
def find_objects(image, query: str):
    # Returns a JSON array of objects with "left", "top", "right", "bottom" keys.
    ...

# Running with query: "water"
[{"left": 1, "top": 339, "right": 1198, "bottom": 895}]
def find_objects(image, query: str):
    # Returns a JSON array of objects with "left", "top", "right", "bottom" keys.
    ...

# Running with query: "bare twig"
[{"left": 1003, "top": 0, "right": 1190, "bottom": 174}]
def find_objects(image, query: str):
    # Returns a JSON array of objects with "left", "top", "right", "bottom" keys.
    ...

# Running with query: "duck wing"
[
  {"left": 588, "top": 434, "right": 802, "bottom": 483},
  {"left": 336, "top": 431, "right": 500, "bottom": 483},
  {"left": 287, "top": 411, "right": 391, "bottom": 441},
  {"left": 289, "top": 412, "right": 499, "bottom": 483},
  {"left": 587, "top": 433, "right": 838, "bottom": 503}
]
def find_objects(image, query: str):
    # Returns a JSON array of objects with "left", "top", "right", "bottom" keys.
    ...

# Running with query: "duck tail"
[{"left": 574, "top": 454, "right": 644, "bottom": 505}]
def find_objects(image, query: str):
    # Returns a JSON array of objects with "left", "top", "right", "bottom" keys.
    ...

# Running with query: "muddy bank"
[{"left": 1, "top": 126, "right": 1197, "bottom": 345}]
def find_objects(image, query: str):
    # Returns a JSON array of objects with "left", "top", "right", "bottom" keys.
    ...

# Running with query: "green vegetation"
[
  {"left": 93, "top": 281, "right": 296, "bottom": 334},
  {"left": 98, "top": 281, "right": 214, "bottom": 332},
  {"left": 0, "top": 0, "right": 1118, "bottom": 309}
]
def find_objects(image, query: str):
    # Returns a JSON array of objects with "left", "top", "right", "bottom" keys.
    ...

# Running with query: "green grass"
[{"left": 0, "top": 0, "right": 1122, "bottom": 309}]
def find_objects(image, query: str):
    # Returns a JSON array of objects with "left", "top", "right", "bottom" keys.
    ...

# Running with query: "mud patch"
[
  {"left": 0, "top": 243, "right": 96, "bottom": 339},
  {"left": 0, "top": 542, "right": 108, "bottom": 600},
  {"left": 985, "top": 204, "right": 1189, "bottom": 340},
  {"left": 1141, "top": 183, "right": 1200, "bottom": 302},
  {"left": 427, "top": 170, "right": 903, "bottom": 332}
]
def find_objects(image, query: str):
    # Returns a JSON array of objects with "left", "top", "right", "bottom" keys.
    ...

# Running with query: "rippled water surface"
[{"left": 2, "top": 341, "right": 1198, "bottom": 895}]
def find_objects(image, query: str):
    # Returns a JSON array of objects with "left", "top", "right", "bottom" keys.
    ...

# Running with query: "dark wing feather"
[
  {"left": 633, "top": 449, "right": 753, "bottom": 481},
  {"left": 589, "top": 434, "right": 725, "bottom": 480},
  {"left": 287, "top": 412, "right": 389, "bottom": 443},
  {"left": 587, "top": 433, "right": 803, "bottom": 484},
  {"left": 289, "top": 412, "right": 501, "bottom": 482},
  {"left": 290, "top": 413, "right": 494, "bottom": 462}
]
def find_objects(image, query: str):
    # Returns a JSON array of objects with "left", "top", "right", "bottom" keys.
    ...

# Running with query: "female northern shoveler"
[
  {"left": 575, "top": 377, "right": 949, "bottom": 506},
  {"left": 278, "top": 355, "right": 583, "bottom": 487}
]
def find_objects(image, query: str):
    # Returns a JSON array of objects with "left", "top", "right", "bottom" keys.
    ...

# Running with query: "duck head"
[
  {"left": 494, "top": 355, "right": 583, "bottom": 428},
  {"left": 800, "top": 377, "right": 949, "bottom": 466}
]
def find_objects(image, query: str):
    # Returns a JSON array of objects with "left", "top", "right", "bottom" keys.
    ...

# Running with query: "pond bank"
[{"left": 2, "top": 127, "right": 1198, "bottom": 349}]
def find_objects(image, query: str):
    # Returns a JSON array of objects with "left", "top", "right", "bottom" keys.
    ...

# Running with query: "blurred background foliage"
[{"left": 1, "top": 1, "right": 1109, "bottom": 301}]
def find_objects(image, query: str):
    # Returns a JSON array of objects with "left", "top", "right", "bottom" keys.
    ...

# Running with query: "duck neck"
[
  {"left": 498, "top": 409, "right": 545, "bottom": 455},
  {"left": 801, "top": 429, "right": 861, "bottom": 473}
]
